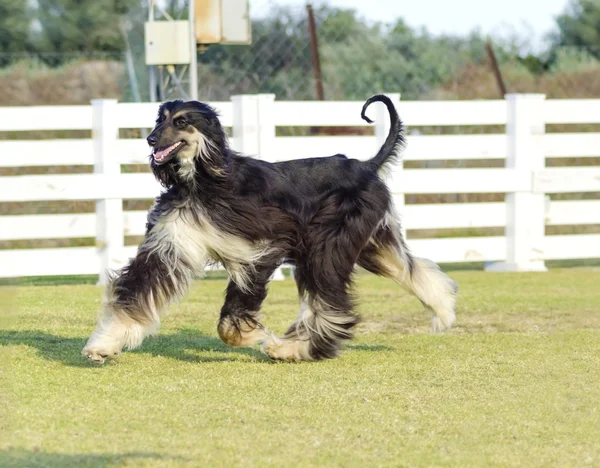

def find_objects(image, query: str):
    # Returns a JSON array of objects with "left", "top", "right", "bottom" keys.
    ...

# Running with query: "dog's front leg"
[
  {"left": 217, "top": 264, "right": 276, "bottom": 349},
  {"left": 83, "top": 212, "right": 204, "bottom": 363}
]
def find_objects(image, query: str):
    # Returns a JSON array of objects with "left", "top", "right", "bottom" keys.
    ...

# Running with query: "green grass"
[{"left": 2, "top": 269, "right": 600, "bottom": 467}]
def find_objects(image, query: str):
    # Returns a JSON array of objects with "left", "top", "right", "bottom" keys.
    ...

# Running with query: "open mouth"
[{"left": 152, "top": 141, "right": 185, "bottom": 164}]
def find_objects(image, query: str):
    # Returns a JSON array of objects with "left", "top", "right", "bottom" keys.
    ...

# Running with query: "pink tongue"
[{"left": 154, "top": 142, "right": 179, "bottom": 161}]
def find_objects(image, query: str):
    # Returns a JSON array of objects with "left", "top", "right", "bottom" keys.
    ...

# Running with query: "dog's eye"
[{"left": 175, "top": 118, "right": 187, "bottom": 128}]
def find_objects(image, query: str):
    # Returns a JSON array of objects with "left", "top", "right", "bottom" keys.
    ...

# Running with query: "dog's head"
[{"left": 146, "top": 100, "right": 227, "bottom": 186}]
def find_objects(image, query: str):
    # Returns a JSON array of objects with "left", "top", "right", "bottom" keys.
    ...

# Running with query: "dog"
[{"left": 82, "top": 95, "right": 457, "bottom": 363}]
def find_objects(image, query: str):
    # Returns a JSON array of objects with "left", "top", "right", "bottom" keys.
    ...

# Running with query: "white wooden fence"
[{"left": 1, "top": 93, "right": 599, "bottom": 280}]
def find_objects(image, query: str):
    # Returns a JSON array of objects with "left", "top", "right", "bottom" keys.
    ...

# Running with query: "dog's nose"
[{"left": 147, "top": 135, "right": 158, "bottom": 147}]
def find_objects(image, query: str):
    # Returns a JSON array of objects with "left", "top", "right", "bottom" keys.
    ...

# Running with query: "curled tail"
[{"left": 361, "top": 94, "right": 405, "bottom": 170}]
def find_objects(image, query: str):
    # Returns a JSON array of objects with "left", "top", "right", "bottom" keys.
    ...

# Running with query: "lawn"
[{"left": 2, "top": 269, "right": 600, "bottom": 467}]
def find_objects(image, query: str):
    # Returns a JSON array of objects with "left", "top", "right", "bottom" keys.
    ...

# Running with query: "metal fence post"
[
  {"left": 486, "top": 93, "right": 547, "bottom": 272},
  {"left": 92, "top": 99, "right": 124, "bottom": 285}
]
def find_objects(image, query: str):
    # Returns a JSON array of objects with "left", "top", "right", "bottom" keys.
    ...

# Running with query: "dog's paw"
[
  {"left": 261, "top": 335, "right": 313, "bottom": 362},
  {"left": 430, "top": 312, "right": 456, "bottom": 333},
  {"left": 81, "top": 346, "right": 120, "bottom": 364}
]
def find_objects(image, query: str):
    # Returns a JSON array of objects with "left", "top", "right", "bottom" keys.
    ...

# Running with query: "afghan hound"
[{"left": 82, "top": 95, "right": 457, "bottom": 363}]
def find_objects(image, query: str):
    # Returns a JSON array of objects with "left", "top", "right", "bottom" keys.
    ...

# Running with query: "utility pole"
[
  {"left": 306, "top": 3, "right": 324, "bottom": 101},
  {"left": 145, "top": 1, "right": 251, "bottom": 102},
  {"left": 485, "top": 41, "right": 507, "bottom": 98},
  {"left": 188, "top": 0, "right": 198, "bottom": 100}
]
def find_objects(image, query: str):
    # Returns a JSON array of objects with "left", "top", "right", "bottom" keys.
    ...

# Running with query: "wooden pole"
[
  {"left": 485, "top": 41, "right": 507, "bottom": 98},
  {"left": 306, "top": 3, "right": 325, "bottom": 100}
]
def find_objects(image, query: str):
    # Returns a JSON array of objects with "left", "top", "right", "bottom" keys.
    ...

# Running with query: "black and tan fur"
[{"left": 82, "top": 95, "right": 458, "bottom": 363}]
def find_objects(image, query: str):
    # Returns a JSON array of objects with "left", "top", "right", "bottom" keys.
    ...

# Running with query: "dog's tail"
[{"left": 361, "top": 94, "right": 405, "bottom": 170}]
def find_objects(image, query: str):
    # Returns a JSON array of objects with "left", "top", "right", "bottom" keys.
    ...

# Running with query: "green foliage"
[
  {"left": 197, "top": 6, "right": 489, "bottom": 100},
  {"left": 32, "top": 0, "right": 140, "bottom": 57},
  {"left": 0, "top": 0, "right": 597, "bottom": 100},
  {"left": 0, "top": 0, "right": 33, "bottom": 59},
  {"left": 553, "top": 0, "right": 600, "bottom": 59}
]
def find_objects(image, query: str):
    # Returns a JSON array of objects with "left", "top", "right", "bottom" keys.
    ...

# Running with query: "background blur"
[
  {"left": 1, "top": 0, "right": 598, "bottom": 260},
  {"left": 0, "top": 0, "right": 598, "bottom": 106}
]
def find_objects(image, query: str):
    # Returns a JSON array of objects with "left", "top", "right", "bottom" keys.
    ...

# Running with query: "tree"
[
  {"left": 553, "top": 0, "right": 600, "bottom": 59},
  {"left": 0, "top": 0, "right": 33, "bottom": 57},
  {"left": 31, "top": 0, "right": 142, "bottom": 63}
]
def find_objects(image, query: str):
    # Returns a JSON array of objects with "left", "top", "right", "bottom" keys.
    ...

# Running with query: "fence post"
[
  {"left": 257, "top": 93, "right": 277, "bottom": 162},
  {"left": 375, "top": 93, "right": 405, "bottom": 235},
  {"left": 256, "top": 94, "right": 286, "bottom": 279},
  {"left": 231, "top": 94, "right": 284, "bottom": 280},
  {"left": 231, "top": 94, "right": 259, "bottom": 156},
  {"left": 92, "top": 99, "right": 124, "bottom": 285},
  {"left": 486, "top": 93, "right": 547, "bottom": 272}
]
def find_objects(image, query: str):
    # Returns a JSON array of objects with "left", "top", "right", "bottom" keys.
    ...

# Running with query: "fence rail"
[{"left": 1, "top": 94, "right": 599, "bottom": 280}]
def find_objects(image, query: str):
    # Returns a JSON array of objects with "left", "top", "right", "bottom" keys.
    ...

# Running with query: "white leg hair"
[
  {"left": 374, "top": 212, "right": 457, "bottom": 332},
  {"left": 82, "top": 307, "right": 160, "bottom": 363},
  {"left": 261, "top": 296, "right": 357, "bottom": 361},
  {"left": 261, "top": 298, "right": 313, "bottom": 361},
  {"left": 409, "top": 257, "right": 457, "bottom": 332},
  {"left": 83, "top": 205, "right": 276, "bottom": 363},
  {"left": 376, "top": 243, "right": 457, "bottom": 332}
]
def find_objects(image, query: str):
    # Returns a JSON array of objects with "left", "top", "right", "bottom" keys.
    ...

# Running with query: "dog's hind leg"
[
  {"left": 261, "top": 276, "right": 360, "bottom": 362},
  {"left": 261, "top": 203, "right": 375, "bottom": 361},
  {"left": 358, "top": 214, "right": 458, "bottom": 332},
  {"left": 217, "top": 264, "right": 276, "bottom": 348}
]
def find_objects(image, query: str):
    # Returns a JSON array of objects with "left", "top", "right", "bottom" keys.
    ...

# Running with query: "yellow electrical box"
[
  {"left": 195, "top": 0, "right": 251, "bottom": 45},
  {"left": 144, "top": 21, "right": 192, "bottom": 65}
]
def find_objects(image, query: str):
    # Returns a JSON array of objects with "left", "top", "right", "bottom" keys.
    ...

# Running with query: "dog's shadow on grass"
[
  {"left": 0, "top": 449, "right": 186, "bottom": 468},
  {"left": 0, "top": 328, "right": 266, "bottom": 368},
  {"left": 345, "top": 343, "right": 393, "bottom": 352}
]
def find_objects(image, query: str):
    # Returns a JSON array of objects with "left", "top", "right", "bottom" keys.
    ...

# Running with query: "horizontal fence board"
[
  {"left": 0, "top": 213, "right": 96, "bottom": 240},
  {"left": 545, "top": 100, "right": 600, "bottom": 124},
  {"left": 118, "top": 139, "right": 151, "bottom": 164},
  {"left": 543, "top": 133, "right": 600, "bottom": 158},
  {"left": 545, "top": 200, "right": 600, "bottom": 225},
  {"left": 272, "top": 134, "right": 507, "bottom": 162},
  {"left": 1, "top": 234, "right": 599, "bottom": 278},
  {"left": 274, "top": 102, "right": 373, "bottom": 127},
  {"left": 115, "top": 102, "right": 233, "bottom": 129},
  {"left": 0, "top": 169, "right": 530, "bottom": 202},
  {"left": 0, "top": 174, "right": 163, "bottom": 202},
  {"left": 0, "top": 247, "right": 100, "bottom": 277},
  {"left": 271, "top": 136, "right": 376, "bottom": 161},
  {"left": 402, "top": 203, "right": 504, "bottom": 229},
  {"left": 545, "top": 234, "right": 600, "bottom": 259},
  {"left": 402, "top": 200, "right": 600, "bottom": 230},
  {"left": 115, "top": 102, "right": 162, "bottom": 129},
  {"left": 3, "top": 132, "right": 595, "bottom": 168},
  {"left": 409, "top": 236, "right": 505, "bottom": 263},
  {"left": 0, "top": 140, "right": 94, "bottom": 167},
  {"left": 3, "top": 133, "right": 596, "bottom": 168},
  {"left": 390, "top": 168, "right": 529, "bottom": 194},
  {"left": 534, "top": 168, "right": 600, "bottom": 193},
  {"left": 124, "top": 211, "right": 148, "bottom": 235},
  {"left": 3, "top": 199, "right": 599, "bottom": 242},
  {"left": 0, "top": 106, "right": 93, "bottom": 131},
  {"left": 399, "top": 100, "right": 507, "bottom": 126},
  {"left": 405, "top": 134, "right": 506, "bottom": 160},
  {"left": 273, "top": 100, "right": 507, "bottom": 127}
]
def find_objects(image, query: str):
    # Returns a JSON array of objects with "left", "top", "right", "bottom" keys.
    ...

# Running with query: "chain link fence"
[{"left": 0, "top": 0, "right": 598, "bottom": 105}]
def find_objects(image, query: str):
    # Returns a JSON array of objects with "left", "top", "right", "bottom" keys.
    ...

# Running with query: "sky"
[{"left": 258, "top": 0, "right": 571, "bottom": 50}]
